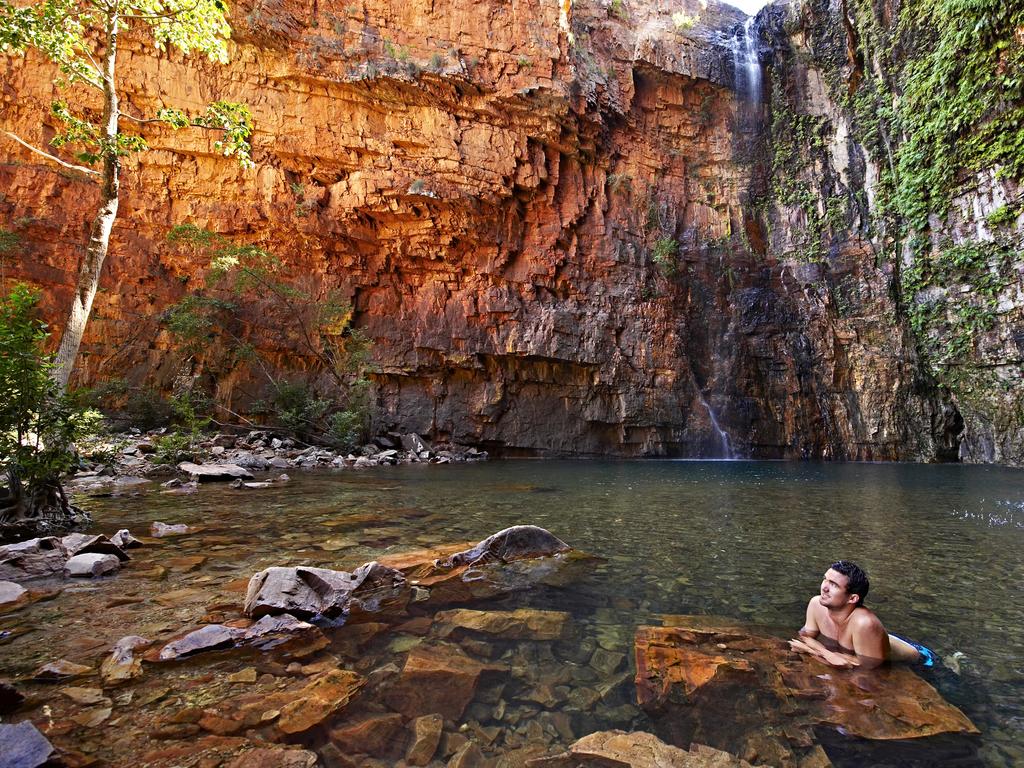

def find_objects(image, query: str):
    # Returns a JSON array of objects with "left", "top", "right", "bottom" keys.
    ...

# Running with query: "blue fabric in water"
[{"left": 893, "top": 634, "right": 937, "bottom": 668}]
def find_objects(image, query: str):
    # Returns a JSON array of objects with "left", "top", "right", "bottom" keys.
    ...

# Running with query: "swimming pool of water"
[{"left": 3, "top": 460, "right": 1022, "bottom": 765}]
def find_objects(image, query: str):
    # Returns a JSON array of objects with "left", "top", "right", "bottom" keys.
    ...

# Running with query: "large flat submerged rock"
[{"left": 635, "top": 616, "right": 979, "bottom": 766}]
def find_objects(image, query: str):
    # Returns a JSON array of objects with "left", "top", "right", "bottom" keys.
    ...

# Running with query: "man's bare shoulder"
[{"left": 850, "top": 606, "right": 886, "bottom": 633}]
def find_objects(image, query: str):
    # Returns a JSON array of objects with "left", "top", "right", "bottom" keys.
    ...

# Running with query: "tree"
[
  {"left": 0, "top": 284, "right": 97, "bottom": 540},
  {"left": 0, "top": 0, "right": 254, "bottom": 389}
]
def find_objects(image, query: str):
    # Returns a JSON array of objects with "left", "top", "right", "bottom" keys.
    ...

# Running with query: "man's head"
[{"left": 820, "top": 560, "right": 870, "bottom": 608}]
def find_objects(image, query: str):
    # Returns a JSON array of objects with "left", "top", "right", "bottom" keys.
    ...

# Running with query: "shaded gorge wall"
[{"left": 0, "top": 0, "right": 1020, "bottom": 462}]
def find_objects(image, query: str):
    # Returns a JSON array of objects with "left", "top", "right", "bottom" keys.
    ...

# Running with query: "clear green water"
[{"left": 4, "top": 460, "right": 1023, "bottom": 765}]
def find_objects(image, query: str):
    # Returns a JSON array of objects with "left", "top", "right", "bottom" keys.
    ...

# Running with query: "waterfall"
[
  {"left": 698, "top": 393, "right": 734, "bottom": 460},
  {"left": 730, "top": 17, "right": 762, "bottom": 106}
]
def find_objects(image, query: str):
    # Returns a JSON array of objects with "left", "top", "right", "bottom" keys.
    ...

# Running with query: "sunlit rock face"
[{"left": 0, "top": 0, "right": 992, "bottom": 460}]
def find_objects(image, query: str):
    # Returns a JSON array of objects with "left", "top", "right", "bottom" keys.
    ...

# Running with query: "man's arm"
[
  {"left": 789, "top": 636, "right": 860, "bottom": 668},
  {"left": 847, "top": 612, "right": 889, "bottom": 669},
  {"left": 798, "top": 597, "right": 819, "bottom": 638},
  {"left": 790, "top": 598, "right": 861, "bottom": 668}
]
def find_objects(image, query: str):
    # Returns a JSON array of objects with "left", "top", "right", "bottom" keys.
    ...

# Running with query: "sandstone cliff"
[{"left": 1, "top": 0, "right": 1019, "bottom": 461}]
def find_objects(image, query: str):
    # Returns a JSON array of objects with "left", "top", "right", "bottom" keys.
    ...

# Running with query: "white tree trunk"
[{"left": 52, "top": 11, "right": 121, "bottom": 390}]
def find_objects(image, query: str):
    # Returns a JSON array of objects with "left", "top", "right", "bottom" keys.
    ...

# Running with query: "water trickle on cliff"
[{"left": 699, "top": 392, "right": 735, "bottom": 459}]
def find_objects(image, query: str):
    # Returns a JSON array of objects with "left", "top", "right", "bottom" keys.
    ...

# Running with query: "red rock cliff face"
[{"left": 0, "top": 0, "right": 956, "bottom": 458}]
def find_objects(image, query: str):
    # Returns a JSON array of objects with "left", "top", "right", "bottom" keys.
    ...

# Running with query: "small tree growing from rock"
[
  {"left": 0, "top": 285, "right": 98, "bottom": 540},
  {"left": 0, "top": 0, "right": 254, "bottom": 390}
]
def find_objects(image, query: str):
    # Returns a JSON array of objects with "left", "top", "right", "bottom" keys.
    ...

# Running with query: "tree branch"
[{"left": 2, "top": 131, "right": 100, "bottom": 179}]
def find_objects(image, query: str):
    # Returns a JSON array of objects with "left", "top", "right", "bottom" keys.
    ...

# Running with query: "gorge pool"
[{"left": 2, "top": 460, "right": 1023, "bottom": 766}]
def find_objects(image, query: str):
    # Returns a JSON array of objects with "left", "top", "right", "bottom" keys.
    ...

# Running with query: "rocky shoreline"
[{"left": 69, "top": 429, "right": 488, "bottom": 498}]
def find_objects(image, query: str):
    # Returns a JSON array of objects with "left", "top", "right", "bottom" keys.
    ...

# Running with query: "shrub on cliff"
[
  {"left": 0, "top": 285, "right": 97, "bottom": 540},
  {"left": 163, "top": 225, "right": 375, "bottom": 449},
  {"left": 0, "top": 0, "right": 254, "bottom": 390}
]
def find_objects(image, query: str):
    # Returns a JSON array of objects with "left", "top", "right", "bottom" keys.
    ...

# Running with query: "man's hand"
[{"left": 789, "top": 637, "right": 860, "bottom": 669}]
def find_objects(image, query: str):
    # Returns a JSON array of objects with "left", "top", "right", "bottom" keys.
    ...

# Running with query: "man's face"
[{"left": 819, "top": 568, "right": 858, "bottom": 609}]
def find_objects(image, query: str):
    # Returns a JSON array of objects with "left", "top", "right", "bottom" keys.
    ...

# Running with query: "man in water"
[{"left": 789, "top": 560, "right": 922, "bottom": 669}]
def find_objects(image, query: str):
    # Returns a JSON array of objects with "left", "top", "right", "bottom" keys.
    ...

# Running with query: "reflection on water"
[{"left": 2, "top": 460, "right": 1023, "bottom": 765}]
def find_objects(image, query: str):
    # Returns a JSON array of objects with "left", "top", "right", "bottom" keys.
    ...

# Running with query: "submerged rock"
[
  {"left": 150, "top": 521, "right": 192, "bottom": 537},
  {"left": 244, "top": 561, "right": 407, "bottom": 620},
  {"left": 406, "top": 713, "right": 444, "bottom": 766},
  {"left": 328, "top": 712, "right": 404, "bottom": 757},
  {"left": 634, "top": 617, "right": 979, "bottom": 765},
  {"left": 530, "top": 731, "right": 754, "bottom": 767},
  {"left": 384, "top": 642, "right": 505, "bottom": 720},
  {"left": 0, "top": 537, "right": 68, "bottom": 581},
  {"left": 435, "top": 608, "right": 572, "bottom": 641},
  {"left": 226, "top": 748, "right": 318, "bottom": 768},
  {"left": 31, "top": 659, "right": 93, "bottom": 681},
  {"left": 101, "top": 635, "right": 150, "bottom": 685},
  {"left": 0, "top": 721, "right": 54, "bottom": 768}
]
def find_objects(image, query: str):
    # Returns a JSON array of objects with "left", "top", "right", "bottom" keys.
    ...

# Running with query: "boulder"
[
  {"left": 110, "top": 529, "right": 143, "bottom": 549},
  {"left": 244, "top": 561, "right": 407, "bottom": 620},
  {"left": 634, "top": 617, "right": 979, "bottom": 766},
  {"left": 328, "top": 712, "right": 405, "bottom": 756},
  {"left": 232, "top": 453, "right": 273, "bottom": 471},
  {"left": 435, "top": 525, "right": 570, "bottom": 568},
  {"left": 400, "top": 433, "right": 431, "bottom": 453},
  {"left": 31, "top": 659, "right": 92, "bottom": 681},
  {"left": 435, "top": 608, "right": 572, "bottom": 641},
  {"left": 177, "top": 462, "right": 254, "bottom": 481},
  {"left": 61, "top": 533, "right": 129, "bottom": 561},
  {"left": 0, "top": 580, "right": 29, "bottom": 611},
  {"left": 379, "top": 527, "right": 585, "bottom": 608},
  {"left": 158, "top": 624, "right": 242, "bottom": 660},
  {"left": 65, "top": 552, "right": 121, "bottom": 577},
  {"left": 100, "top": 635, "right": 149, "bottom": 685},
  {"left": 529, "top": 731, "right": 754, "bottom": 767},
  {"left": 406, "top": 713, "right": 444, "bottom": 766},
  {"left": 157, "top": 614, "right": 319, "bottom": 661},
  {"left": 0, "top": 721, "right": 54, "bottom": 768},
  {"left": 0, "top": 537, "right": 68, "bottom": 581},
  {"left": 384, "top": 642, "right": 505, "bottom": 720}
]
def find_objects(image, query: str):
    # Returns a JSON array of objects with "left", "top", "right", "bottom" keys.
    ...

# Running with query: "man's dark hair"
[{"left": 831, "top": 560, "right": 869, "bottom": 605}]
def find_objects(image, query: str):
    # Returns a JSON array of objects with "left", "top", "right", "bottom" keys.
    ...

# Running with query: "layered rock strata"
[{"left": 1, "top": 0, "right": 1015, "bottom": 460}]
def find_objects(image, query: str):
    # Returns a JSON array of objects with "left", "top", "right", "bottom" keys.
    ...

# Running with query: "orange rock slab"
[
  {"left": 635, "top": 618, "right": 979, "bottom": 766},
  {"left": 383, "top": 641, "right": 506, "bottom": 720}
]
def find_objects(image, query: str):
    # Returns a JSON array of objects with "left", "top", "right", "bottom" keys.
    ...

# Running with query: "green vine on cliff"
[{"left": 893, "top": 0, "right": 1024, "bottom": 232}]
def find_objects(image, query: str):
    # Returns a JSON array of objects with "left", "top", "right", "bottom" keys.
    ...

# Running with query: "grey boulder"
[
  {"left": 65, "top": 553, "right": 120, "bottom": 577},
  {"left": 0, "top": 537, "right": 69, "bottom": 581},
  {"left": 177, "top": 462, "right": 254, "bottom": 481},
  {"left": 436, "top": 525, "right": 570, "bottom": 569},
  {"left": 244, "top": 561, "right": 407, "bottom": 620}
]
